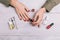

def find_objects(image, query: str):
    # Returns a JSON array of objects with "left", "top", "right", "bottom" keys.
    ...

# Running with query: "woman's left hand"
[{"left": 32, "top": 8, "right": 46, "bottom": 26}]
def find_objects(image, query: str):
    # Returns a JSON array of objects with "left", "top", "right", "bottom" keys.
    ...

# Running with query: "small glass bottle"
[{"left": 8, "top": 18, "right": 15, "bottom": 30}]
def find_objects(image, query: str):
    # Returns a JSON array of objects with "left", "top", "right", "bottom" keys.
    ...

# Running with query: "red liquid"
[
  {"left": 46, "top": 23, "right": 54, "bottom": 29},
  {"left": 46, "top": 25, "right": 51, "bottom": 29}
]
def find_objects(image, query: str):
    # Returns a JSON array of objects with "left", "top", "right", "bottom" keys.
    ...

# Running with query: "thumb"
[{"left": 33, "top": 14, "right": 38, "bottom": 22}]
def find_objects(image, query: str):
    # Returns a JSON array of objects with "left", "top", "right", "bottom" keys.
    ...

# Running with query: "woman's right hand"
[{"left": 10, "top": 0, "right": 30, "bottom": 21}]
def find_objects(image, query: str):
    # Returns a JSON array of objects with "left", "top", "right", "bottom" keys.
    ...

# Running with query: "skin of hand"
[
  {"left": 31, "top": 8, "right": 46, "bottom": 26},
  {"left": 10, "top": 0, "right": 30, "bottom": 21}
]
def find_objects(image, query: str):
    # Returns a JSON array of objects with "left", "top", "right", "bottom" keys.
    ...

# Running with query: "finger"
[
  {"left": 18, "top": 12, "right": 22, "bottom": 20},
  {"left": 24, "top": 6, "right": 30, "bottom": 12},
  {"left": 15, "top": 8, "right": 22, "bottom": 20},
  {"left": 16, "top": 8, "right": 26, "bottom": 21},
  {"left": 32, "top": 16, "right": 40, "bottom": 26},
  {"left": 32, "top": 19, "right": 40, "bottom": 26},
  {"left": 23, "top": 13, "right": 28, "bottom": 21},
  {"left": 24, "top": 10, "right": 30, "bottom": 21},
  {"left": 32, "top": 22, "right": 37, "bottom": 26},
  {"left": 21, "top": 11, "right": 26, "bottom": 21},
  {"left": 33, "top": 13, "right": 38, "bottom": 22},
  {"left": 32, "top": 21, "right": 40, "bottom": 26},
  {"left": 32, "top": 15, "right": 38, "bottom": 25},
  {"left": 33, "top": 15, "right": 43, "bottom": 26}
]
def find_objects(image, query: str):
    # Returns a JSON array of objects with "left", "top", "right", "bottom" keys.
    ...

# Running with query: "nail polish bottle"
[
  {"left": 46, "top": 23, "right": 54, "bottom": 29},
  {"left": 8, "top": 18, "right": 15, "bottom": 30}
]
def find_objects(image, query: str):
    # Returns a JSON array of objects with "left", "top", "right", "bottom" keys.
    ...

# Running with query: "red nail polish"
[
  {"left": 27, "top": 10, "right": 30, "bottom": 12},
  {"left": 30, "top": 19, "right": 32, "bottom": 22},
  {"left": 32, "top": 19, "right": 34, "bottom": 21},
  {"left": 20, "top": 18, "right": 22, "bottom": 20},
  {"left": 29, "top": 19, "right": 33, "bottom": 22},
  {"left": 27, "top": 20, "right": 29, "bottom": 21},
  {"left": 38, "top": 25, "right": 40, "bottom": 27},
  {"left": 31, "top": 9, "right": 35, "bottom": 12},
  {"left": 24, "top": 19, "right": 27, "bottom": 21},
  {"left": 46, "top": 23, "right": 54, "bottom": 29}
]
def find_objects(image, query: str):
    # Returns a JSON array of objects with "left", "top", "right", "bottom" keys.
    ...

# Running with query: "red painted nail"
[
  {"left": 38, "top": 25, "right": 40, "bottom": 27},
  {"left": 31, "top": 9, "right": 35, "bottom": 12},
  {"left": 29, "top": 19, "right": 34, "bottom": 22},
  {"left": 27, "top": 10, "right": 30, "bottom": 12}
]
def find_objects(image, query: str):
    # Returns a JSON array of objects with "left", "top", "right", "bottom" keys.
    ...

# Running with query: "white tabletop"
[{"left": 0, "top": 0, "right": 60, "bottom": 40}]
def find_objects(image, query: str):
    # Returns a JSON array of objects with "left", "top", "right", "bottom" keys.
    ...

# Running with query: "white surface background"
[{"left": 0, "top": 0, "right": 60, "bottom": 40}]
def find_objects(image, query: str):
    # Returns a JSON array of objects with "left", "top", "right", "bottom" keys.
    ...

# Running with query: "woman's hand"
[
  {"left": 32, "top": 8, "right": 46, "bottom": 26},
  {"left": 10, "top": 0, "right": 30, "bottom": 21}
]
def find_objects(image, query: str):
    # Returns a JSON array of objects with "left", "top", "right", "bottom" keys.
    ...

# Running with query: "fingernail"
[
  {"left": 32, "top": 24, "right": 35, "bottom": 26},
  {"left": 27, "top": 19, "right": 30, "bottom": 21},
  {"left": 38, "top": 25, "right": 40, "bottom": 28},
  {"left": 31, "top": 9, "right": 35, "bottom": 12},
  {"left": 27, "top": 10, "right": 30, "bottom": 12},
  {"left": 32, "top": 19, "right": 34, "bottom": 21},
  {"left": 24, "top": 20, "right": 26, "bottom": 21},
  {"left": 20, "top": 19, "right": 22, "bottom": 20}
]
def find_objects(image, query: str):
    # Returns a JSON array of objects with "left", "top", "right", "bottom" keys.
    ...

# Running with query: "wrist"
[{"left": 10, "top": 0, "right": 18, "bottom": 7}]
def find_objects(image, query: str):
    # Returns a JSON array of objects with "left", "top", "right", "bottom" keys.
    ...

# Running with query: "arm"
[
  {"left": 0, "top": 0, "right": 30, "bottom": 21},
  {"left": 42, "top": 0, "right": 58, "bottom": 12},
  {"left": 0, "top": 0, "right": 18, "bottom": 7},
  {"left": 0, "top": 0, "right": 10, "bottom": 7},
  {"left": 31, "top": 0, "right": 58, "bottom": 26}
]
